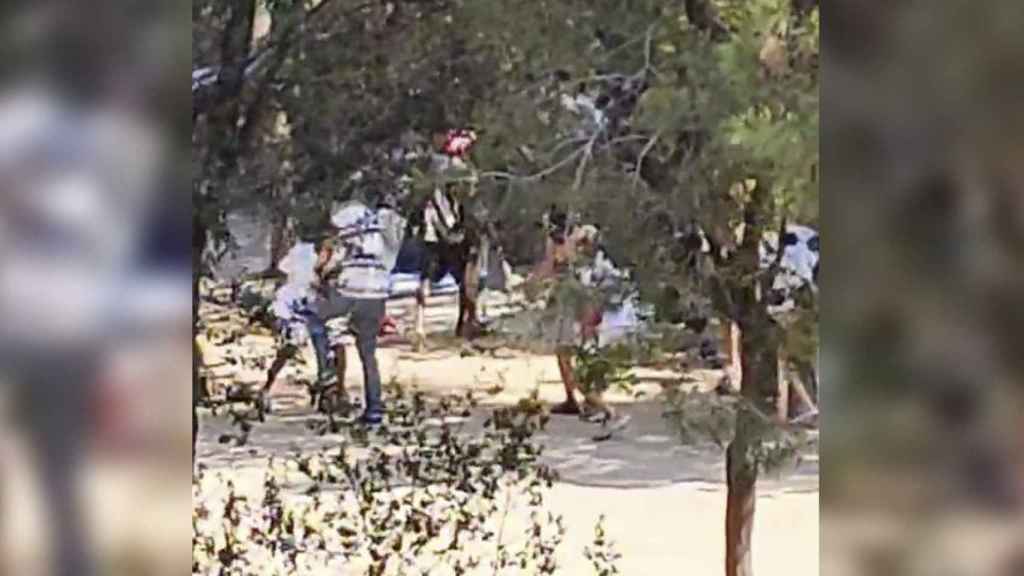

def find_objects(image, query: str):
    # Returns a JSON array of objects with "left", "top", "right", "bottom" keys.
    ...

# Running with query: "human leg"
[
  {"left": 305, "top": 291, "right": 355, "bottom": 384},
  {"left": 459, "top": 253, "right": 482, "bottom": 339},
  {"left": 12, "top": 357, "right": 95, "bottom": 576},
  {"left": 578, "top": 305, "right": 605, "bottom": 415},
  {"left": 551, "top": 347, "right": 582, "bottom": 415},
  {"left": 259, "top": 345, "right": 295, "bottom": 415},
  {"left": 414, "top": 279, "right": 429, "bottom": 351},
  {"left": 351, "top": 299, "right": 387, "bottom": 421}
]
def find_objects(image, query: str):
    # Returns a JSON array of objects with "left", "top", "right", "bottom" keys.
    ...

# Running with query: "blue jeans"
[{"left": 305, "top": 293, "right": 386, "bottom": 418}]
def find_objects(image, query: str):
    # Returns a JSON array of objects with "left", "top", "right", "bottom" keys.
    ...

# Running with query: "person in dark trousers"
[
  {"left": 0, "top": 87, "right": 163, "bottom": 576},
  {"left": 259, "top": 224, "right": 343, "bottom": 415},
  {"left": 306, "top": 198, "right": 405, "bottom": 425}
]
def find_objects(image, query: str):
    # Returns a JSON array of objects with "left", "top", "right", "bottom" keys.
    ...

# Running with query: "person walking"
[
  {"left": 526, "top": 210, "right": 626, "bottom": 429},
  {"left": 259, "top": 221, "right": 337, "bottom": 415},
  {"left": 306, "top": 196, "right": 405, "bottom": 425}
]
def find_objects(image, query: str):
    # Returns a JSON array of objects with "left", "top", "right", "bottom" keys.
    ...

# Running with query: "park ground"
[{"left": 1, "top": 289, "right": 819, "bottom": 575}]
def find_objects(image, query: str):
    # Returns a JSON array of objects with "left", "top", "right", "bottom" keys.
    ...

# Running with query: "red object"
[
  {"left": 380, "top": 315, "right": 398, "bottom": 336},
  {"left": 441, "top": 129, "right": 477, "bottom": 157},
  {"left": 90, "top": 375, "right": 131, "bottom": 456},
  {"left": 581, "top": 306, "right": 604, "bottom": 328}
]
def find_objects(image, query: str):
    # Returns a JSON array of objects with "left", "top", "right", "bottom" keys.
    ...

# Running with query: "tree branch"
[{"left": 632, "top": 131, "right": 662, "bottom": 189}]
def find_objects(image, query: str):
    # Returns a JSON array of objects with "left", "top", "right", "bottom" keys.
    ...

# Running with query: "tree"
[
  {"left": 458, "top": 1, "right": 818, "bottom": 574},
  {"left": 192, "top": 2, "right": 820, "bottom": 572},
  {"left": 191, "top": 0, "right": 511, "bottom": 457}
]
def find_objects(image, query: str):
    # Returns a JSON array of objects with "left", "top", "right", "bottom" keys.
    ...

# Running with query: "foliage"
[
  {"left": 193, "top": 386, "right": 624, "bottom": 575},
  {"left": 192, "top": 0, "right": 820, "bottom": 572},
  {"left": 572, "top": 342, "right": 636, "bottom": 399},
  {"left": 583, "top": 516, "right": 623, "bottom": 576},
  {"left": 663, "top": 387, "right": 810, "bottom": 474}
]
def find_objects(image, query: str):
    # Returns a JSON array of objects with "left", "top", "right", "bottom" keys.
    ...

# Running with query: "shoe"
[
  {"left": 317, "top": 371, "right": 339, "bottom": 387},
  {"left": 318, "top": 390, "right": 354, "bottom": 415},
  {"left": 550, "top": 401, "right": 582, "bottom": 415},
  {"left": 359, "top": 412, "right": 384, "bottom": 426},
  {"left": 258, "top": 392, "right": 273, "bottom": 415},
  {"left": 592, "top": 414, "right": 631, "bottom": 442},
  {"left": 606, "top": 413, "right": 631, "bottom": 432}
]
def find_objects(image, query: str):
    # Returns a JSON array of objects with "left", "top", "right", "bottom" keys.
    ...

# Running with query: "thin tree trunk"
[
  {"left": 268, "top": 206, "right": 289, "bottom": 272},
  {"left": 192, "top": 215, "right": 208, "bottom": 463},
  {"left": 777, "top": 356, "right": 790, "bottom": 421},
  {"left": 724, "top": 176, "right": 781, "bottom": 576},
  {"left": 725, "top": 312, "right": 780, "bottom": 576},
  {"left": 725, "top": 416, "right": 758, "bottom": 576}
]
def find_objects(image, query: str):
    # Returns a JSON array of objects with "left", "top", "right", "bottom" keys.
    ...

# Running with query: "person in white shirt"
[
  {"left": 258, "top": 224, "right": 336, "bottom": 415},
  {"left": 0, "top": 81, "right": 161, "bottom": 576},
  {"left": 306, "top": 196, "right": 405, "bottom": 425}
]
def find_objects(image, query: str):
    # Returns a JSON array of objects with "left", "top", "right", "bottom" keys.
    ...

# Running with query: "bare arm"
[
  {"left": 314, "top": 241, "right": 335, "bottom": 282},
  {"left": 529, "top": 238, "right": 557, "bottom": 283}
]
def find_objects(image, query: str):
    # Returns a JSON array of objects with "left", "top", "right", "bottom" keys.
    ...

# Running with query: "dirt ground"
[
  {"left": 1, "top": 290, "right": 819, "bottom": 575},
  {"left": 195, "top": 339, "right": 819, "bottom": 575},
  {"left": 196, "top": 281, "right": 819, "bottom": 574}
]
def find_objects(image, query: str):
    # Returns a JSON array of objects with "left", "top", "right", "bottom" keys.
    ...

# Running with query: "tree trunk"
[
  {"left": 723, "top": 177, "right": 781, "bottom": 576},
  {"left": 193, "top": 335, "right": 201, "bottom": 463},
  {"left": 725, "top": 312, "right": 780, "bottom": 576},
  {"left": 725, "top": 416, "right": 758, "bottom": 576}
]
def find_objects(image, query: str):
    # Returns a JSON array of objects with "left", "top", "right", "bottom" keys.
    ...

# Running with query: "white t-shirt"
[
  {"left": 760, "top": 224, "right": 819, "bottom": 293},
  {"left": 0, "top": 85, "right": 160, "bottom": 348},
  {"left": 271, "top": 242, "right": 317, "bottom": 320}
]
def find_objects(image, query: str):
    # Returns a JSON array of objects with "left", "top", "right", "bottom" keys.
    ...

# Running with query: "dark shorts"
[{"left": 422, "top": 242, "right": 466, "bottom": 285}]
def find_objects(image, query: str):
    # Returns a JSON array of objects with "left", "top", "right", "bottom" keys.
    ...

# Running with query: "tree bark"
[
  {"left": 725, "top": 310, "right": 780, "bottom": 576},
  {"left": 192, "top": 213, "right": 208, "bottom": 463},
  {"left": 724, "top": 179, "right": 780, "bottom": 576},
  {"left": 725, "top": 415, "right": 757, "bottom": 576}
]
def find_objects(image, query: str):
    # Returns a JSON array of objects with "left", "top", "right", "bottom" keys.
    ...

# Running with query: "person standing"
[
  {"left": 0, "top": 82, "right": 161, "bottom": 576},
  {"left": 306, "top": 197, "right": 405, "bottom": 425},
  {"left": 526, "top": 211, "right": 610, "bottom": 418},
  {"left": 259, "top": 222, "right": 337, "bottom": 415}
]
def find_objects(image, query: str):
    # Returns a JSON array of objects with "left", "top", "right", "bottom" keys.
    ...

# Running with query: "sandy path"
[
  {"left": 1, "top": 288, "right": 818, "bottom": 575},
  {"left": 193, "top": 338, "right": 819, "bottom": 575}
]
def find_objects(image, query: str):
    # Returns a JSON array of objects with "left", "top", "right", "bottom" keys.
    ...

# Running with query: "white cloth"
[
  {"left": 271, "top": 242, "right": 317, "bottom": 321},
  {"left": 0, "top": 85, "right": 161, "bottom": 347},
  {"left": 760, "top": 224, "right": 819, "bottom": 316},
  {"left": 578, "top": 248, "right": 622, "bottom": 289},
  {"left": 760, "top": 224, "right": 819, "bottom": 293},
  {"left": 423, "top": 188, "right": 459, "bottom": 244},
  {"left": 330, "top": 201, "right": 406, "bottom": 300},
  {"left": 278, "top": 242, "right": 318, "bottom": 287}
]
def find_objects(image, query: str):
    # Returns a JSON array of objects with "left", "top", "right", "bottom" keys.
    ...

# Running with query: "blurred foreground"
[
  {"left": 825, "top": 0, "right": 1024, "bottom": 574},
  {"left": 0, "top": 1, "right": 189, "bottom": 575}
]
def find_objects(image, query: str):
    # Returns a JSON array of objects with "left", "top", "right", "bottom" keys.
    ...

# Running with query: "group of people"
[
  {"left": 261, "top": 197, "right": 406, "bottom": 425},
  {"left": 256, "top": 126, "right": 636, "bottom": 430},
  {"left": 259, "top": 195, "right": 633, "bottom": 430}
]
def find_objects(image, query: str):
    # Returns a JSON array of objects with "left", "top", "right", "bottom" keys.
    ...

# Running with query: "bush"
[{"left": 193, "top": 386, "right": 620, "bottom": 575}]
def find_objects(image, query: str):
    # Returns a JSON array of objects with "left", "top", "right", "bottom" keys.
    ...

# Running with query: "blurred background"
[
  {"left": 824, "top": 0, "right": 1024, "bottom": 574},
  {"left": 0, "top": 1, "right": 189, "bottom": 575}
]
